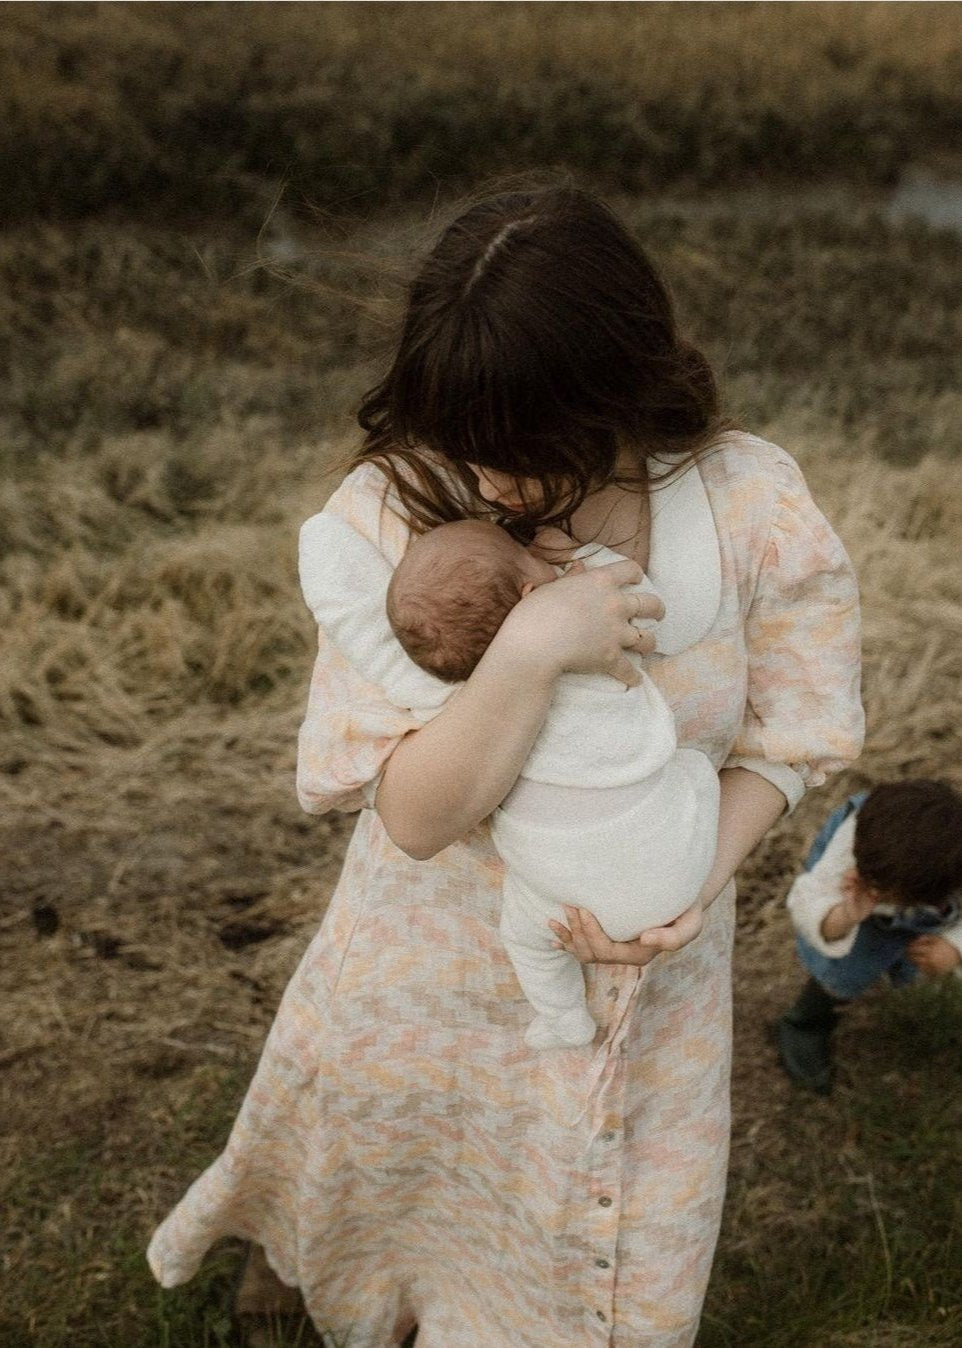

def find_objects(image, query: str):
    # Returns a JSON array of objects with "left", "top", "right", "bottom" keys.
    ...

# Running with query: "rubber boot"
[{"left": 775, "top": 977, "right": 848, "bottom": 1095}]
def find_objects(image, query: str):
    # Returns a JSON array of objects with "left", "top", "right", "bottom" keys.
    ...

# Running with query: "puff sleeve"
[
  {"left": 295, "top": 465, "right": 448, "bottom": 817},
  {"left": 724, "top": 452, "right": 865, "bottom": 811}
]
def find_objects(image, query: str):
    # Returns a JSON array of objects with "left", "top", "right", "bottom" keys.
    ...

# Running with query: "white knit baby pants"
[{"left": 493, "top": 748, "right": 720, "bottom": 1049}]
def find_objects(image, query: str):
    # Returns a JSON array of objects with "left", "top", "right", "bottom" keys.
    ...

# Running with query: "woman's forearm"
[
  {"left": 698, "top": 767, "right": 788, "bottom": 908},
  {"left": 375, "top": 637, "right": 558, "bottom": 860},
  {"left": 375, "top": 554, "right": 654, "bottom": 859}
]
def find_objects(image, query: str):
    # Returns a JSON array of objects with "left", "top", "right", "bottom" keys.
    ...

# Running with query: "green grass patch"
[
  {"left": 703, "top": 980, "right": 962, "bottom": 1347},
  {"left": 1, "top": 1064, "right": 247, "bottom": 1346}
]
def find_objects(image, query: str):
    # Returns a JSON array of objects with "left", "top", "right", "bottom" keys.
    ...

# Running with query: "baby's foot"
[{"left": 525, "top": 1008, "right": 598, "bottom": 1050}]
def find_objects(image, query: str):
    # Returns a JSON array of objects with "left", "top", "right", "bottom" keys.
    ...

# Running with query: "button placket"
[{"left": 582, "top": 1040, "right": 628, "bottom": 1339}]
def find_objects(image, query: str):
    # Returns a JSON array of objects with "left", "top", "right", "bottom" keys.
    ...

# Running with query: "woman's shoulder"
[
  {"left": 301, "top": 460, "right": 411, "bottom": 564},
  {"left": 698, "top": 430, "right": 814, "bottom": 534},
  {"left": 699, "top": 429, "right": 803, "bottom": 490},
  {"left": 305, "top": 459, "right": 394, "bottom": 532},
  {"left": 700, "top": 430, "right": 854, "bottom": 596}
]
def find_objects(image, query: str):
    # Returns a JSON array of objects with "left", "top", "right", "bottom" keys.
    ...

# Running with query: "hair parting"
[{"left": 345, "top": 180, "right": 732, "bottom": 536}]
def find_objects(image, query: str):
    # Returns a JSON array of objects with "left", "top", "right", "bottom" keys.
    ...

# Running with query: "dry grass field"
[
  {"left": 3, "top": 3, "right": 962, "bottom": 220},
  {"left": 3, "top": 190, "right": 962, "bottom": 1346},
  {"left": 3, "top": 4, "right": 962, "bottom": 1345}
]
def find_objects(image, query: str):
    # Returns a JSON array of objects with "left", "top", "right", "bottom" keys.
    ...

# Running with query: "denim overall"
[{"left": 795, "top": 793, "right": 960, "bottom": 999}]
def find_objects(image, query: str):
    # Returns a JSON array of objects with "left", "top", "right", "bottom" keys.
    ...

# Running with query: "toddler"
[
  {"left": 776, "top": 779, "right": 962, "bottom": 1094},
  {"left": 385, "top": 519, "right": 720, "bottom": 1049}
]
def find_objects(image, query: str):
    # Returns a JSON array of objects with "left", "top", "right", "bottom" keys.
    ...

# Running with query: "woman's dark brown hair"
[
  {"left": 351, "top": 184, "right": 728, "bottom": 537},
  {"left": 854, "top": 780, "right": 962, "bottom": 907}
]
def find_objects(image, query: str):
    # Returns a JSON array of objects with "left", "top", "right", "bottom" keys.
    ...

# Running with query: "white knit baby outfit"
[
  {"left": 299, "top": 464, "right": 724, "bottom": 1050},
  {"left": 488, "top": 553, "right": 719, "bottom": 1048}
]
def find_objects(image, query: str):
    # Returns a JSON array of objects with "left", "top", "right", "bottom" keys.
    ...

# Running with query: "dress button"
[
  {"left": 602, "top": 1130, "right": 616, "bottom": 1142},
  {"left": 595, "top": 1257, "right": 610, "bottom": 1269},
  {"left": 607, "top": 986, "right": 619, "bottom": 1000},
  {"left": 598, "top": 1195, "right": 612, "bottom": 1207},
  {"left": 596, "top": 1309, "right": 607, "bottom": 1322}
]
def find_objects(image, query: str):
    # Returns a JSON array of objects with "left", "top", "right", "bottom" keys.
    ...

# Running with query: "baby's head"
[
  {"left": 853, "top": 779, "right": 962, "bottom": 909},
  {"left": 387, "top": 520, "right": 557, "bottom": 683}
]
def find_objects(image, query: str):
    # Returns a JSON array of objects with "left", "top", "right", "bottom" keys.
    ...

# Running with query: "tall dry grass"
[
  {"left": 3, "top": 3, "right": 962, "bottom": 222},
  {"left": 2, "top": 194, "right": 962, "bottom": 1343}
]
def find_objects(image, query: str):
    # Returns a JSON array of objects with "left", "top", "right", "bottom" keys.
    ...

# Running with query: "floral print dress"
[{"left": 148, "top": 432, "right": 864, "bottom": 1347}]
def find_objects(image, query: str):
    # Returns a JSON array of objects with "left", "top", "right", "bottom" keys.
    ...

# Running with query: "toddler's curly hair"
[{"left": 854, "top": 779, "right": 962, "bottom": 907}]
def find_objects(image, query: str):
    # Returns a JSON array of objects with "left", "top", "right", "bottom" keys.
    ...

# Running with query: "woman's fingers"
[
  {"left": 554, "top": 908, "right": 662, "bottom": 967},
  {"left": 548, "top": 919, "right": 572, "bottom": 948},
  {"left": 638, "top": 900, "right": 704, "bottom": 952},
  {"left": 562, "top": 907, "right": 618, "bottom": 962},
  {"left": 612, "top": 655, "right": 642, "bottom": 688},
  {"left": 570, "top": 908, "right": 616, "bottom": 955},
  {"left": 563, "top": 906, "right": 603, "bottom": 961},
  {"left": 598, "top": 557, "right": 645, "bottom": 587},
  {"left": 622, "top": 590, "right": 665, "bottom": 624},
  {"left": 624, "top": 622, "right": 656, "bottom": 656},
  {"left": 554, "top": 902, "right": 706, "bottom": 963}
]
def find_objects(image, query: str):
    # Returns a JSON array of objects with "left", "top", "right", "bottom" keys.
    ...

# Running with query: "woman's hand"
[
  {"left": 497, "top": 556, "right": 664, "bottom": 689},
  {"left": 548, "top": 898, "right": 705, "bottom": 967}
]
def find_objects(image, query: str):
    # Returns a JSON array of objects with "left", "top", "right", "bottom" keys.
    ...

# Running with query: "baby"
[{"left": 386, "top": 519, "right": 720, "bottom": 1049}]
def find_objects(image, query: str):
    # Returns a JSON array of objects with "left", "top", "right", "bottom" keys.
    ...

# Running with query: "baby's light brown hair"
[{"left": 387, "top": 521, "right": 527, "bottom": 683}]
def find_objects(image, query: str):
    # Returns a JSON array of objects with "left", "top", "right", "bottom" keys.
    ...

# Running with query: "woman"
[{"left": 149, "top": 186, "right": 864, "bottom": 1346}]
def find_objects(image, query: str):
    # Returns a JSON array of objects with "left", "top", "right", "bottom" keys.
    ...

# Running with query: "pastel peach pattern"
[{"left": 148, "top": 433, "right": 864, "bottom": 1346}]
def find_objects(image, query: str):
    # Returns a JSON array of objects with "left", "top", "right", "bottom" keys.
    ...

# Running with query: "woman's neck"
[{"left": 567, "top": 454, "right": 650, "bottom": 570}]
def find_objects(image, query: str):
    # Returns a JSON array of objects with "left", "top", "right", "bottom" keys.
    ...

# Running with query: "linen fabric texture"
[
  {"left": 297, "top": 500, "right": 722, "bottom": 1047},
  {"left": 147, "top": 432, "right": 864, "bottom": 1347}
]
